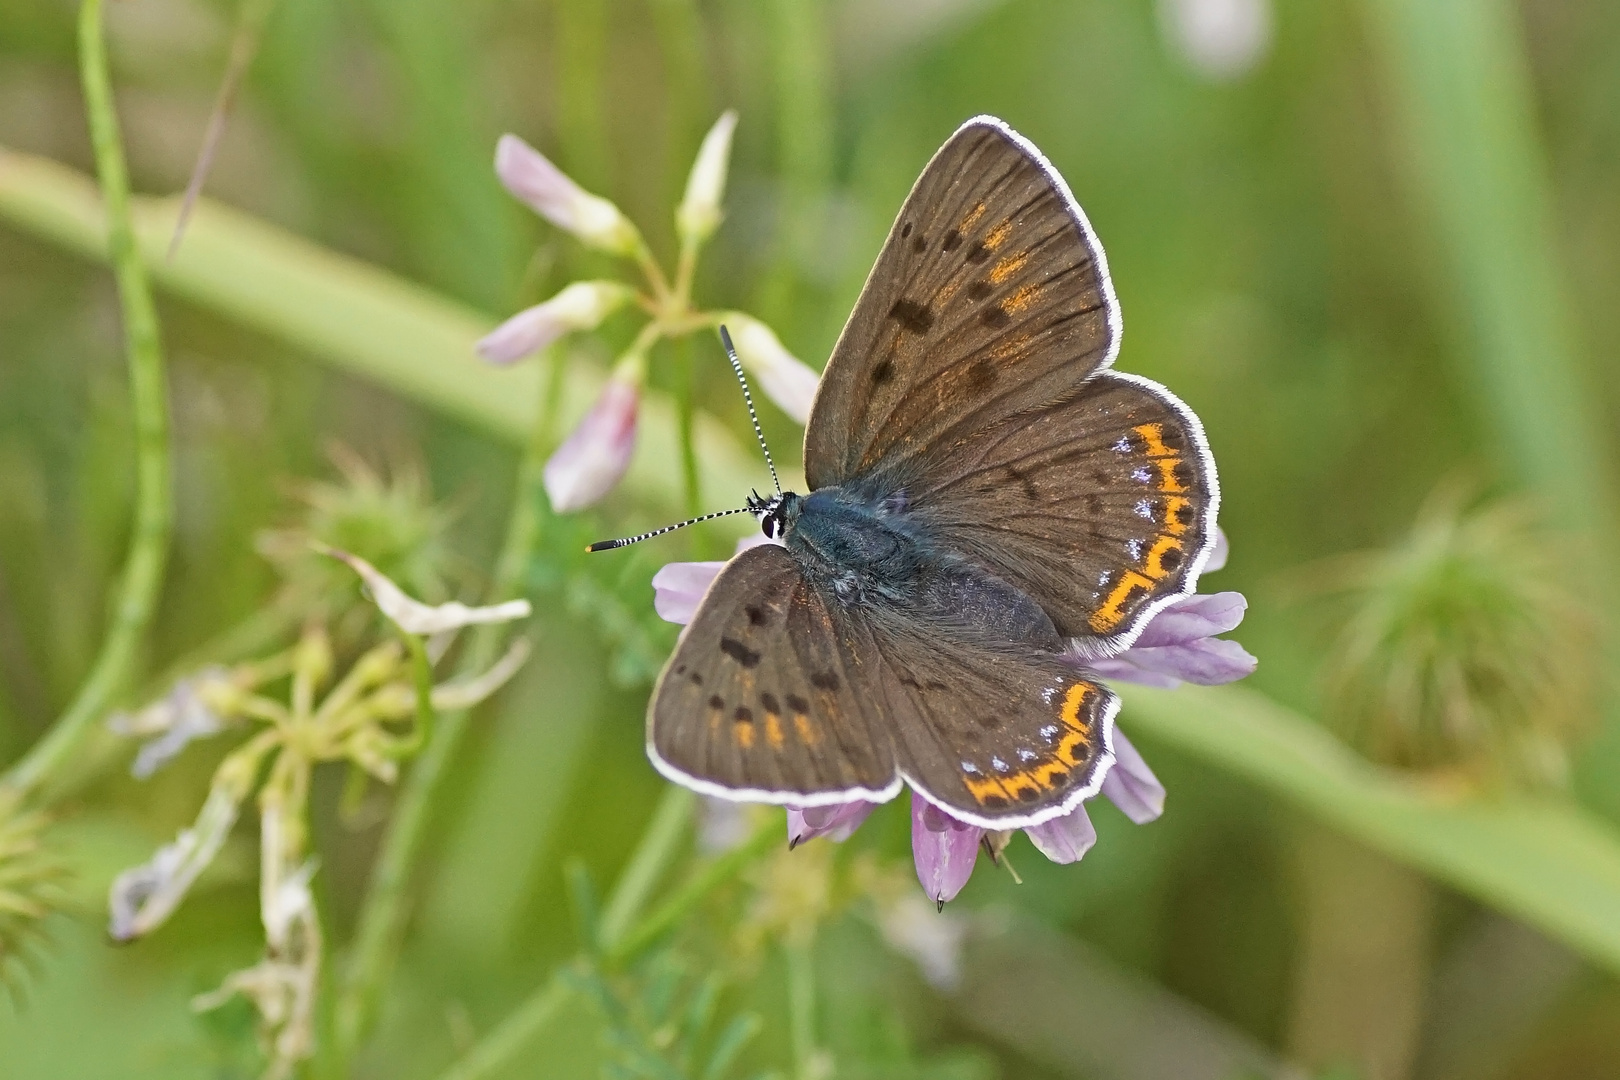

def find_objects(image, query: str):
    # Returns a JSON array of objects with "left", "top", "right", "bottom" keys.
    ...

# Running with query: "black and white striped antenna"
[
  {"left": 586, "top": 325, "right": 781, "bottom": 553},
  {"left": 586, "top": 506, "right": 754, "bottom": 552},
  {"left": 719, "top": 325, "right": 781, "bottom": 496}
]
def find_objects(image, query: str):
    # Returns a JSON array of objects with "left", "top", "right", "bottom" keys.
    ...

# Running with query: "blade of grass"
[
  {"left": 1121, "top": 683, "right": 1620, "bottom": 977},
  {"left": 0, "top": 148, "right": 777, "bottom": 513}
]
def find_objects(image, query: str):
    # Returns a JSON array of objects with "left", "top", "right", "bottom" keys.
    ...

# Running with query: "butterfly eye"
[{"left": 761, "top": 516, "right": 777, "bottom": 539}]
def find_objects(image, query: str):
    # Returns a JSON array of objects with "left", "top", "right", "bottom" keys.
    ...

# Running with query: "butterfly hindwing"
[
  {"left": 648, "top": 544, "right": 900, "bottom": 805},
  {"left": 904, "top": 370, "right": 1219, "bottom": 649},
  {"left": 863, "top": 615, "right": 1119, "bottom": 827},
  {"left": 805, "top": 117, "right": 1118, "bottom": 491}
]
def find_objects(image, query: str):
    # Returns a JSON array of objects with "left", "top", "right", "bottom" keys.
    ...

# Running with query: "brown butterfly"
[{"left": 628, "top": 117, "right": 1219, "bottom": 829}]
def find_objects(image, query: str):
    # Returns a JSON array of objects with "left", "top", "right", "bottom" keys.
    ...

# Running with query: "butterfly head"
[{"left": 748, "top": 489, "right": 801, "bottom": 540}]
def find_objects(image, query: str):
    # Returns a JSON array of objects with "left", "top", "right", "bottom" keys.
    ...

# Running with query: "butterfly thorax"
[{"left": 776, "top": 487, "right": 1063, "bottom": 651}]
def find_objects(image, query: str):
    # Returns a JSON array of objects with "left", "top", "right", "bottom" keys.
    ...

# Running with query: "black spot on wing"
[
  {"left": 888, "top": 299, "right": 935, "bottom": 334},
  {"left": 786, "top": 693, "right": 810, "bottom": 714},
  {"left": 966, "top": 242, "right": 992, "bottom": 265},
  {"left": 810, "top": 671, "right": 840, "bottom": 691},
  {"left": 871, "top": 359, "right": 894, "bottom": 385},
  {"left": 720, "top": 637, "right": 761, "bottom": 668},
  {"left": 966, "top": 279, "right": 993, "bottom": 301},
  {"left": 942, "top": 229, "right": 963, "bottom": 252},
  {"left": 745, "top": 605, "right": 766, "bottom": 627},
  {"left": 981, "top": 306, "right": 1011, "bottom": 329}
]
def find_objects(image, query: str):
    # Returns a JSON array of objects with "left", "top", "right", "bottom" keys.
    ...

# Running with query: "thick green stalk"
[
  {"left": 0, "top": 0, "right": 173, "bottom": 807},
  {"left": 335, "top": 352, "right": 559, "bottom": 1058}
]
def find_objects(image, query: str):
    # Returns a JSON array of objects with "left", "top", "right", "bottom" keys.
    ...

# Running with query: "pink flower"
[
  {"left": 494, "top": 135, "right": 641, "bottom": 256},
  {"left": 476, "top": 281, "right": 634, "bottom": 365},
  {"left": 788, "top": 800, "right": 878, "bottom": 847},
  {"left": 544, "top": 376, "right": 639, "bottom": 512},
  {"left": 720, "top": 314, "right": 821, "bottom": 425}
]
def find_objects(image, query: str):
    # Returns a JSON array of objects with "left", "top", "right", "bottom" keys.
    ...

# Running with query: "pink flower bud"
[
  {"left": 477, "top": 281, "right": 634, "bottom": 365},
  {"left": 544, "top": 376, "right": 640, "bottom": 512},
  {"left": 494, "top": 134, "right": 642, "bottom": 256},
  {"left": 910, "top": 792, "right": 982, "bottom": 908}
]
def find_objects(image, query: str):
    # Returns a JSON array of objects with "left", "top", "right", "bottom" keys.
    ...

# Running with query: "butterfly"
[{"left": 619, "top": 116, "right": 1218, "bottom": 830}]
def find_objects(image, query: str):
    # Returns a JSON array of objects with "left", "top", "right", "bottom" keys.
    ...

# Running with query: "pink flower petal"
[
  {"left": 1022, "top": 802, "right": 1097, "bottom": 864},
  {"left": 910, "top": 793, "right": 981, "bottom": 907},
  {"left": 1133, "top": 591, "right": 1248, "bottom": 649},
  {"left": 543, "top": 378, "right": 638, "bottom": 512},
  {"left": 653, "top": 535, "right": 780, "bottom": 627},
  {"left": 1102, "top": 728, "right": 1165, "bottom": 824},
  {"left": 787, "top": 799, "right": 877, "bottom": 846}
]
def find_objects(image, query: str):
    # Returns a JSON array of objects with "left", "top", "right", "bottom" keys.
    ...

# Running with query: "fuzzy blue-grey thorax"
[{"left": 774, "top": 485, "right": 1061, "bottom": 650}]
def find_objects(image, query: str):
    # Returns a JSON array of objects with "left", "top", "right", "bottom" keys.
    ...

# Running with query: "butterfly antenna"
[
  {"left": 718, "top": 325, "right": 782, "bottom": 495},
  {"left": 586, "top": 506, "right": 754, "bottom": 552}
]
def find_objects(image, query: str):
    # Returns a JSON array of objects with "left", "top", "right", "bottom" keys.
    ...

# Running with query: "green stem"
[
  {"left": 335, "top": 350, "right": 560, "bottom": 1058},
  {"left": 597, "top": 785, "right": 696, "bottom": 949},
  {"left": 386, "top": 632, "right": 436, "bottom": 759},
  {"left": 673, "top": 337, "right": 702, "bottom": 517},
  {"left": 0, "top": 0, "right": 173, "bottom": 808},
  {"left": 433, "top": 974, "right": 573, "bottom": 1080},
  {"left": 784, "top": 931, "right": 818, "bottom": 1080},
  {"left": 432, "top": 814, "right": 779, "bottom": 1080},
  {"left": 604, "top": 815, "right": 778, "bottom": 966}
]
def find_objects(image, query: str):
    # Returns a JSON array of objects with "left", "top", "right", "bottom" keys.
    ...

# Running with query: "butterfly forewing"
[
  {"left": 906, "top": 371, "right": 1219, "bottom": 648},
  {"left": 806, "top": 117, "right": 1119, "bottom": 491},
  {"left": 864, "top": 616, "right": 1119, "bottom": 827},
  {"left": 648, "top": 544, "right": 900, "bottom": 805}
]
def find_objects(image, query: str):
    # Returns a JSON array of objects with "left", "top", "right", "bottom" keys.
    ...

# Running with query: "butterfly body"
[
  {"left": 647, "top": 117, "right": 1220, "bottom": 830},
  {"left": 776, "top": 486, "right": 1064, "bottom": 649}
]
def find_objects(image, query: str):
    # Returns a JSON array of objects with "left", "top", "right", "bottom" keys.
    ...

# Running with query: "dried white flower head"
[
  {"left": 676, "top": 110, "right": 739, "bottom": 248},
  {"left": 109, "top": 784, "right": 242, "bottom": 941},
  {"left": 316, "top": 545, "right": 531, "bottom": 635},
  {"left": 722, "top": 313, "right": 821, "bottom": 425},
  {"left": 495, "top": 134, "right": 643, "bottom": 256}
]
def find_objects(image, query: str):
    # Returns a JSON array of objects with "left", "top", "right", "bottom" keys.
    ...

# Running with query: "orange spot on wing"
[
  {"left": 989, "top": 251, "right": 1030, "bottom": 285},
  {"left": 960, "top": 201, "right": 988, "bottom": 230},
  {"left": 1143, "top": 535, "right": 1184, "bottom": 580},
  {"left": 733, "top": 720, "right": 755, "bottom": 749},
  {"left": 793, "top": 713, "right": 818, "bottom": 746},
  {"left": 1091, "top": 571, "right": 1156, "bottom": 633},
  {"left": 1154, "top": 457, "right": 1187, "bottom": 493},
  {"left": 1003, "top": 283, "right": 1042, "bottom": 313},
  {"left": 764, "top": 711, "right": 784, "bottom": 749},
  {"left": 1133, "top": 423, "right": 1176, "bottom": 458},
  {"left": 985, "top": 220, "right": 1014, "bottom": 251},
  {"left": 1163, "top": 496, "right": 1192, "bottom": 536}
]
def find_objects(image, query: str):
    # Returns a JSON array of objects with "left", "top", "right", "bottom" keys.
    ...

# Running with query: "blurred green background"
[{"left": 2, "top": 0, "right": 1620, "bottom": 1077}]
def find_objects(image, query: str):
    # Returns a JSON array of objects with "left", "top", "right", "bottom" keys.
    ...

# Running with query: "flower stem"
[
  {"left": 433, "top": 973, "right": 572, "bottom": 1080},
  {"left": 673, "top": 337, "right": 702, "bottom": 517},
  {"left": 335, "top": 349, "right": 561, "bottom": 1059},
  {"left": 0, "top": 0, "right": 173, "bottom": 808},
  {"left": 597, "top": 784, "right": 695, "bottom": 950},
  {"left": 784, "top": 931, "right": 819, "bottom": 1080}
]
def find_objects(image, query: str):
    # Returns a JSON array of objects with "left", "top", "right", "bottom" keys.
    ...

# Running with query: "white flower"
[
  {"left": 676, "top": 110, "right": 739, "bottom": 248},
  {"left": 1158, "top": 0, "right": 1273, "bottom": 80},
  {"left": 723, "top": 313, "right": 821, "bottom": 425},
  {"left": 495, "top": 134, "right": 643, "bottom": 256},
  {"left": 477, "top": 281, "right": 636, "bottom": 365},
  {"left": 543, "top": 373, "right": 640, "bottom": 512},
  {"left": 317, "top": 546, "right": 531, "bottom": 634}
]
